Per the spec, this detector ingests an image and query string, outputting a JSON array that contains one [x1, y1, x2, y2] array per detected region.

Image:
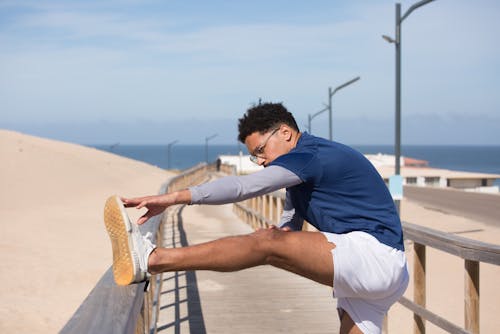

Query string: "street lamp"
[[166, 140, 178, 169], [205, 134, 218, 163], [383, 0, 436, 213], [327, 76, 361, 140], [307, 106, 328, 134]]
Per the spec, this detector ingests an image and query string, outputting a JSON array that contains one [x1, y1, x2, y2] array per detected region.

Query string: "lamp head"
[[382, 35, 396, 43]]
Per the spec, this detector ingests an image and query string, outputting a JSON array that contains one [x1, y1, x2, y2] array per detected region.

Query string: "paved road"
[[404, 186, 500, 227]]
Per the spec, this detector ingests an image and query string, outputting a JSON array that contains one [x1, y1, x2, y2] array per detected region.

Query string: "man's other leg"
[[340, 311, 364, 334]]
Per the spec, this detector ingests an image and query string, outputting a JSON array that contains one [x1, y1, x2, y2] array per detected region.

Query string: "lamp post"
[[205, 134, 218, 163], [166, 140, 178, 169], [327, 76, 361, 140], [307, 106, 329, 134], [382, 0, 436, 213]]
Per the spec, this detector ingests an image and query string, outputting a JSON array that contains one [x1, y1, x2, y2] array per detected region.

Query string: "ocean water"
[[89, 144, 500, 186]]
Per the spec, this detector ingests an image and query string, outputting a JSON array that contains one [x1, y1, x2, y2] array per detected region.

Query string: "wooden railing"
[[233, 193, 500, 334], [61, 162, 216, 334], [234, 191, 285, 229], [400, 222, 500, 334]]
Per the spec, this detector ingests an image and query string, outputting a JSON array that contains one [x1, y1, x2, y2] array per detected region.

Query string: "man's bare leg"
[[148, 228, 334, 285], [149, 228, 363, 332]]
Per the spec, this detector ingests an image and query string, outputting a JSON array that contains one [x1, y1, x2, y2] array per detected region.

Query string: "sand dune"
[[0, 130, 173, 333]]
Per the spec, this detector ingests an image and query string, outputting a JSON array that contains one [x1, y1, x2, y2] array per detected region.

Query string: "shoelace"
[[142, 231, 155, 250]]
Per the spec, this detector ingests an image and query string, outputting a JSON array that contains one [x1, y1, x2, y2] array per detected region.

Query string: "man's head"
[[238, 102, 300, 166], [238, 103, 299, 142]]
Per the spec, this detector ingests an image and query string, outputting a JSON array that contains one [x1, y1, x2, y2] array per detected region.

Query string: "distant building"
[[219, 153, 263, 174], [365, 153, 499, 193], [365, 153, 429, 168]]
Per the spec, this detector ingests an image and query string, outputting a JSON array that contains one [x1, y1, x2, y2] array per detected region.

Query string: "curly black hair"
[[238, 102, 299, 143]]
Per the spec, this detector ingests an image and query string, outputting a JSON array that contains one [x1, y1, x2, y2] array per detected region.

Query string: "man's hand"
[[121, 194, 173, 225], [122, 189, 192, 225]]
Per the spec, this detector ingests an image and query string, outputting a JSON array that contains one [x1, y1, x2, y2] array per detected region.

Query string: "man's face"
[[244, 125, 292, 167]]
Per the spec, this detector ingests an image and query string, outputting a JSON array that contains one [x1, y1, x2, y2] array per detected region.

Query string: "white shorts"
[[322, 231, 409, 334]]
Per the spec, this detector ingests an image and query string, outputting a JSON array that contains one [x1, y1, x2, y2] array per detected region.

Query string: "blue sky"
[[1, 0, 499, 145]]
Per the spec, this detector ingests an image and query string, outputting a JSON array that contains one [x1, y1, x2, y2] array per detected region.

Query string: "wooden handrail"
[[398, 297, 470, 334], [61, 162, 214, 334], [403, 222, 500, 265], [233, 193, 500, 334]]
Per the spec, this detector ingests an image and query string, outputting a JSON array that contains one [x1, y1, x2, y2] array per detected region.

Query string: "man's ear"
[[279, 125, 293, 141]]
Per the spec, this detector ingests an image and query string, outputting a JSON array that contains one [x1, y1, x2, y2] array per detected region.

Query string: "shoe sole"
[[104, 196, 136, 286]]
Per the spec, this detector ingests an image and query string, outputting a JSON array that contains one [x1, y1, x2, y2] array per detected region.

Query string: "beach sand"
[[0, 130, 173, 333]]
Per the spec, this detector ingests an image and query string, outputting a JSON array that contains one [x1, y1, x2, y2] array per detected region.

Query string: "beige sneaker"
[[104, 195, 155, 285]]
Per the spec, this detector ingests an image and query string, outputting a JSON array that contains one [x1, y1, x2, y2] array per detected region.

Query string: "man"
[[104, 102, 409, 334]]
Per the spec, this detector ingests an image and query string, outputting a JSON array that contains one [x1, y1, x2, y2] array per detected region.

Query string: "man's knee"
[[251, 228, 291, 264], [252, 227, 287, 242]]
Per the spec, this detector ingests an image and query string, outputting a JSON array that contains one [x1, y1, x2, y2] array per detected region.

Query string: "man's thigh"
[[255, 229, 336, 287]]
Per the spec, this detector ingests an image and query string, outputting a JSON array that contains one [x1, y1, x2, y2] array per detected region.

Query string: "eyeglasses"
[[249, 127, 280, 164]]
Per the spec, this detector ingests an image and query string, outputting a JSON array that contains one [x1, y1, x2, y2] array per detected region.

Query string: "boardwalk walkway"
[[154, 203, 339, 333]]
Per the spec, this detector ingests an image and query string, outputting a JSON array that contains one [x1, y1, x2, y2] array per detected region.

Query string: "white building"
[[364, 153, 499, 192], [219, 153, 263, 174]]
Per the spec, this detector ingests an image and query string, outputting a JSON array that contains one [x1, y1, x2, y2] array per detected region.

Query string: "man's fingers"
[[121, 197, 141, 208], [136, 200, 149, 210], [266, 225, 291, 231], [137, 213, 150, 225]]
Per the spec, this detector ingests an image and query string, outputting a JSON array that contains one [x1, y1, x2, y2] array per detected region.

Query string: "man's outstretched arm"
[[123, 165, 301, 224], [189, 165, 301, 204]]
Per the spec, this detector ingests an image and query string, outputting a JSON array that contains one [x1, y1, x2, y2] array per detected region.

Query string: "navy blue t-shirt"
[[270, 132, 404, 251]]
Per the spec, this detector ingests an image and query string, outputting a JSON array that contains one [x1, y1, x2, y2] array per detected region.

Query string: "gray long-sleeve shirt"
[[189, 165, 304, 230]]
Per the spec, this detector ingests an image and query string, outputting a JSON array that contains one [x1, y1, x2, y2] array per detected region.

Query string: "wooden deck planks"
[[155, 203, 339, 334]]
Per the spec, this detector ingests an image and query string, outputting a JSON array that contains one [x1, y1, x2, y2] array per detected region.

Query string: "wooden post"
[[382, 314, 388, 334], [414, 242, 426, 334], [251, 198, 256, 229], [268, 195, 273, 222], [465, 260, 479, 334], [257, 196, 262, 228], [135, 309, 145, 334], [263, 195, 268, 227], [277, 197, 283, 222], [273, 197, 278, 223], [269, 196, 275, 224], [263, 196, 269, 228]]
